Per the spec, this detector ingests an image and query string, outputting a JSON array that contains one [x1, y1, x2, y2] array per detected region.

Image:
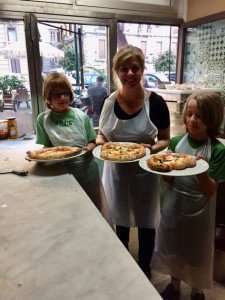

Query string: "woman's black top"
[[114, 91, 170, 130]]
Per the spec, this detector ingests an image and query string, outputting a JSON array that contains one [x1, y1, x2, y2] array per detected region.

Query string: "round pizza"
[[147, 152, 196, 172], [100, 142, 145, 161], [26, 146, 82, 160]]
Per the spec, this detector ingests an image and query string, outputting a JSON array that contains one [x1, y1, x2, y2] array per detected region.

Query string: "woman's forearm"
[[96, 131, 108, 145], [151, 139, 169, 154]]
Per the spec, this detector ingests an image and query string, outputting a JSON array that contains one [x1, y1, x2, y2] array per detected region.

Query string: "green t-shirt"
[[36, 107, 96, 147], [169, 134, 225, 182]]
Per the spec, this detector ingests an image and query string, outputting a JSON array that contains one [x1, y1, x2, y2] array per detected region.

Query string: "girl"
[[154, 92, 225, 300]]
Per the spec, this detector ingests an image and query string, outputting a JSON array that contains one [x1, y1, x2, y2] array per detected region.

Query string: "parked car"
[[144, 73, 170, 89], [165, 72, 176, 82]]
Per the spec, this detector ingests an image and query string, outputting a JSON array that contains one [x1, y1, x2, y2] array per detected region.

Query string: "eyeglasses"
[[51, 92, 70, 98], [118, 65, 141, 73]]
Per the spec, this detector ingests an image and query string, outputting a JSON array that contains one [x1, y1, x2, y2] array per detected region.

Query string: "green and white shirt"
[[169, 134, 225, 182], [36, 107, 96, 148]]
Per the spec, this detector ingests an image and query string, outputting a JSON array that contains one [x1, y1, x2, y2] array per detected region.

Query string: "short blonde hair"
[[43, 72, 74, 108], [112, 45, 145, 87], [183, 91, 224, 138]]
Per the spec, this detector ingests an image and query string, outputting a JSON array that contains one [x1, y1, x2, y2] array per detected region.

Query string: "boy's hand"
[[141, 143, 152, 152], [84, 142, 96, 152], [162, 175, 174, 185]]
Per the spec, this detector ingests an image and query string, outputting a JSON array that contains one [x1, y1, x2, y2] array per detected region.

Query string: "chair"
[[0, 90, 3, 112], [15, 87, 31, 109], [2, 90, 17, 112]]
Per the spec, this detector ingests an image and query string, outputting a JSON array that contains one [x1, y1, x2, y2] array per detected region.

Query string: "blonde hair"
[[112, 45, 145, 88], [183, 91, 224, 138], [43, 72, 74, 108]]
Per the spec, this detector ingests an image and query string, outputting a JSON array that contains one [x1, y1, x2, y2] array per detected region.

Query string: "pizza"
[[26, 146, 82, 160], [100, 142, 145, 161], [147, 152, 196, 172]]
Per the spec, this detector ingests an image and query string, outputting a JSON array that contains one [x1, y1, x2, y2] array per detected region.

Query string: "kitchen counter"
[[151, 87, 222, 114], [0, 145, 162, 300]]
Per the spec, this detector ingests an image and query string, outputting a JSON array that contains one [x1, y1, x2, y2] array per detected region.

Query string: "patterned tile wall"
[[183, 19, 225, 97]]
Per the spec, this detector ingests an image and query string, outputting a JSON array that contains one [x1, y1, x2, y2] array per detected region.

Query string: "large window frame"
[[0, 10, 182, 125]]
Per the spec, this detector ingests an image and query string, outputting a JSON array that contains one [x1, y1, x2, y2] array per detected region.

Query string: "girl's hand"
[[197, 171, 217, 198]]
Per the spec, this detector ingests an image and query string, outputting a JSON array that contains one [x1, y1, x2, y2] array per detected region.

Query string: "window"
[[38, 22, 108, 127], [10, 58, 21, 73], [50, 30, 57, 43], [98, 26, 105, 31], [157, 41, 163, 53], [98, 39, 106, 59], [7, 27, 17, 42], [117, 23, 178, 83]]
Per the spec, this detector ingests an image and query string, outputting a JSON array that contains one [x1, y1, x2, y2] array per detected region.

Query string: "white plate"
[[25, 149, 87, 163], [93, 143, 150, 163], [139, 157, 209, 176]]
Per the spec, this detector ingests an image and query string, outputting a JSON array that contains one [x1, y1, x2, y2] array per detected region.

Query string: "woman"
[[96, 45, 170, 278], [36, 72, 109, 220]]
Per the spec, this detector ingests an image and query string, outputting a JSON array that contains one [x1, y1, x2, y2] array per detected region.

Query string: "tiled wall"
[[183, 19, 225, 95]]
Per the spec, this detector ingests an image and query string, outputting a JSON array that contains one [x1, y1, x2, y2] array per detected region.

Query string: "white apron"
[[153, 134, 216, 289], [43, 109, 109, 218], [100, 91, 160, 228]]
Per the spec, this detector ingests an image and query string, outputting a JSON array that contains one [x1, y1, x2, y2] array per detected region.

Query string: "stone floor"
[[128, 227, 225, 300]]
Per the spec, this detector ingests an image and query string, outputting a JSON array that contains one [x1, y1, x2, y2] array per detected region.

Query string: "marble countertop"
[[150, 87, 222, 95], [0, 145, 162, 300]]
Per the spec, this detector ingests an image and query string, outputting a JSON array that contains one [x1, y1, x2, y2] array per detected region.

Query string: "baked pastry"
[[27, 146, 82, 160], [100, 142, 145, 161], [147, 152, 196, 172]]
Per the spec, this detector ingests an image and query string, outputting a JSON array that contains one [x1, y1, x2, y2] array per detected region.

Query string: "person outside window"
[[88, 76, 108, 126]]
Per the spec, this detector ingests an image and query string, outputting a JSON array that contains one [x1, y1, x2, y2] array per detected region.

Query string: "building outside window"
[[50, 30, 57, 43], [10, 58, 21, 73], [7, 27, 17, 42], [141, 40, 147, 55], [98, 39, 106, 59]]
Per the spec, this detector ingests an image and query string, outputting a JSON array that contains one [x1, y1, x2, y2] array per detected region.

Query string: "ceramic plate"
[[92, 143, 150, 163], [25, 149, 87, 163], [139, 156, 209, 176]]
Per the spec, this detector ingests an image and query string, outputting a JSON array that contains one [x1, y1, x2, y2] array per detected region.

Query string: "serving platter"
[[139, 156, 209, 176]]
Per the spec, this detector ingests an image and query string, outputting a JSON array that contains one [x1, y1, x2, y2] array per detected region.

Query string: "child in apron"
[[36, 72, 109, 221], [153, 92, 225, 300]]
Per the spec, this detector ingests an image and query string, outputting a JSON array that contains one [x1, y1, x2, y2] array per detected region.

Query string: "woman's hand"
[[96, 131, 108, 145], [151, 127, 170, 154]]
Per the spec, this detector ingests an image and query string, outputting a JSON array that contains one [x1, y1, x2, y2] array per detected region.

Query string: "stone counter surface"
[[0, 143, 162, 300]]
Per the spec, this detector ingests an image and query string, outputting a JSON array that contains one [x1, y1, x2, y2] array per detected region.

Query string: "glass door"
[[0, 19, 34, 138]]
